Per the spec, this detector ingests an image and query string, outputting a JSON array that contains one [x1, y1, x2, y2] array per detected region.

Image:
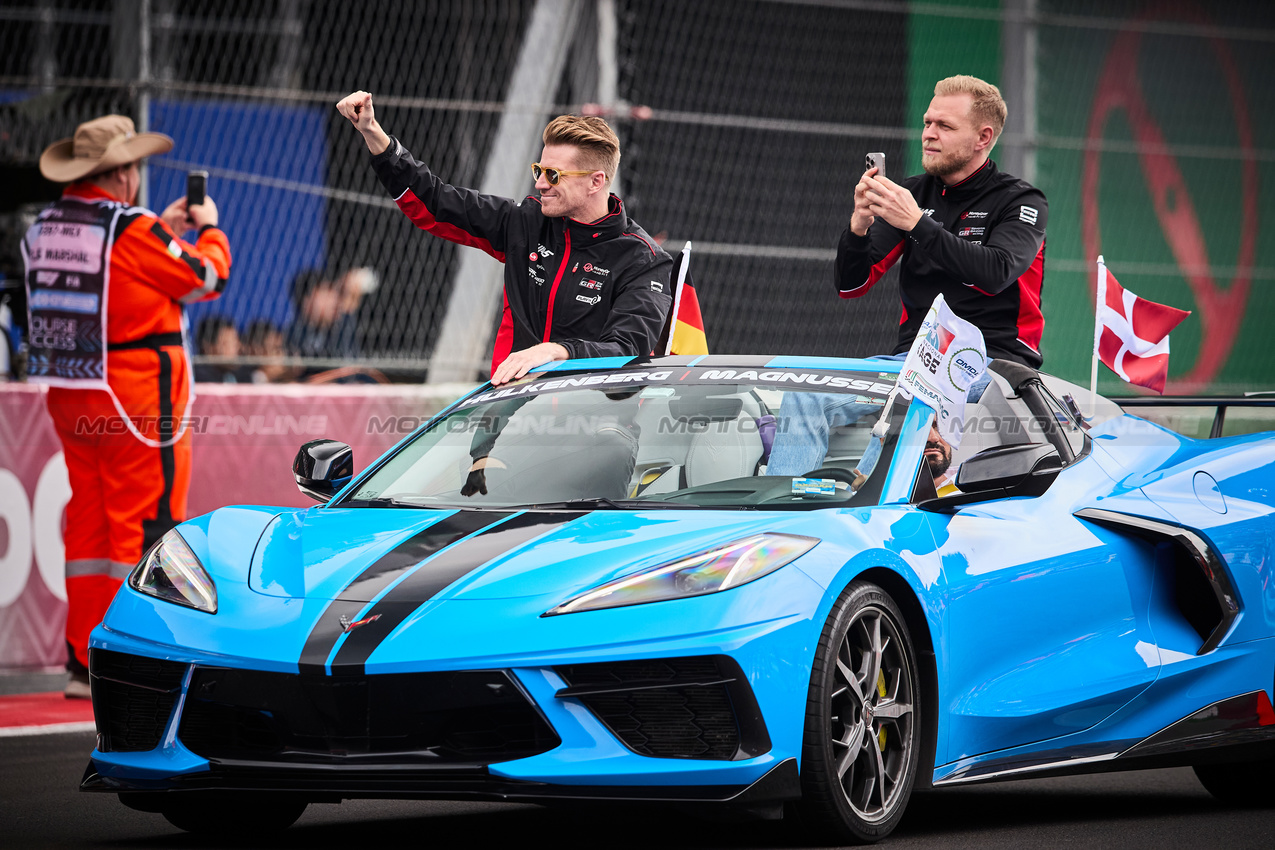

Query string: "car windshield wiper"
[[339, 497, 434, 509], [515, 498, 683, 511]]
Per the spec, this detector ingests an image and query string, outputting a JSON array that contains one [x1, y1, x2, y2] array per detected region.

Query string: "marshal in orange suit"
[[22, 115, 231, 697]]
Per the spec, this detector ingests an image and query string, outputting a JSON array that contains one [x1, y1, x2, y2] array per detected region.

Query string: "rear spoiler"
[[1114, 395, 1275, 439]]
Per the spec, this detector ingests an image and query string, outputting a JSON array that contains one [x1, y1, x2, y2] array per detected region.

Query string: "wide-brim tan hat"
[[39, 114, 173, 183]]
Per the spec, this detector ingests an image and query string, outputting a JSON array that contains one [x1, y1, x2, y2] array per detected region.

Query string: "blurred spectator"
[[286, 268, 359, 361], [242, 318, 294, 383], [337, 266, 376, 316], [194, 316, 252, 383], [285, 267, 388, 383]]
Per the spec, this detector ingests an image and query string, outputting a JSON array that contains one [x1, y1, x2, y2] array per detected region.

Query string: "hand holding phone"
[[186, 171, 207, 208], [865, 152, 885, 179]]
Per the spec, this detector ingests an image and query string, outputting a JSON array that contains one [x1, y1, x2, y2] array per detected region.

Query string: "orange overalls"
[[28, 183, 231, 671]]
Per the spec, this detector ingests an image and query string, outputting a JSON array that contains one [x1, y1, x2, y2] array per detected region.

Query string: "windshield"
[[342, 365, 904, 510]]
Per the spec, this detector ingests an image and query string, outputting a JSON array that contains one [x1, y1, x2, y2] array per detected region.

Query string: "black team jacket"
[[371, 137, 672, 373], [835, 159, 1047, 367]]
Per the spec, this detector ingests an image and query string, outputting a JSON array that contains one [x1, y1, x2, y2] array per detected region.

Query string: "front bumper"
[[81, 755, 801, 816], [81, 645, 801, 809]]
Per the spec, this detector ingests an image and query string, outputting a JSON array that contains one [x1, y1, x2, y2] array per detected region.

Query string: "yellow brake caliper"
[[875, 670, 888, 751]]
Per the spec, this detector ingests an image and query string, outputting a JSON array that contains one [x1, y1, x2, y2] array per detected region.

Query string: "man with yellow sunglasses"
[[337, 91, 671, 385]]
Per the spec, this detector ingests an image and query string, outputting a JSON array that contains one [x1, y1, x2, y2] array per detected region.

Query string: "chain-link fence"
[[1, 0, 1272, 393]]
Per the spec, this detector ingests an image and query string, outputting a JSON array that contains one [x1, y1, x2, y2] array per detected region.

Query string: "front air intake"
[[89, 649, 188, 752], [178, 668, 559, 765], [555, 655, 770, 760]]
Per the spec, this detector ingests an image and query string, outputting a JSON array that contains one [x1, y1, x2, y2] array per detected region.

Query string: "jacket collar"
[[63, 182, 126, 203], [563, 194, 628, 241], [937, 159, 996, 197]]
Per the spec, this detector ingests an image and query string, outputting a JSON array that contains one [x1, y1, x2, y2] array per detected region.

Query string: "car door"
[[917, 376, 1165, 766]]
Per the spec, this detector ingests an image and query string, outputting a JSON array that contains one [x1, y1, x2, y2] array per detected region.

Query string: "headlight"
[[545, 532, 818, 616], [128, 530, 217, 613]]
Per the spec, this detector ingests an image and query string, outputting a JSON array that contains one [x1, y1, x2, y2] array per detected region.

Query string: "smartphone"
[[865, 152, 886, 178], [186, 171, 208, 207]]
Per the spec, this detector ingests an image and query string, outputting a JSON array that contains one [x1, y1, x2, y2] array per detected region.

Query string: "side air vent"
[[1075, 509, 1239, 654]]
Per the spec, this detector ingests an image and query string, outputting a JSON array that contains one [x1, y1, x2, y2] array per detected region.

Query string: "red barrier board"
[[0, 382, 467, 670]]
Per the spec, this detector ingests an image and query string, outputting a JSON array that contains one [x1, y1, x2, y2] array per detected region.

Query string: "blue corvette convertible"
[[82, 355, 1275, 843]]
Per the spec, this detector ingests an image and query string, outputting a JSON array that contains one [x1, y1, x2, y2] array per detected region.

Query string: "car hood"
[[248, 507, 812, 603]]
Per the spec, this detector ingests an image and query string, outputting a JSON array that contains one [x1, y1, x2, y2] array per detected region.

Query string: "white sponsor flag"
[[896, 294, 987, 448]]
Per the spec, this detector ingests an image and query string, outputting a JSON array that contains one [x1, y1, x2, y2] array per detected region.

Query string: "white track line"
[[0, 721, 97, 738]]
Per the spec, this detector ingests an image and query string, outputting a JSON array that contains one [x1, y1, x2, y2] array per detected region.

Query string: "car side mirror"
[[956, 442, 1062, 498], [293, 439, 354, 503]]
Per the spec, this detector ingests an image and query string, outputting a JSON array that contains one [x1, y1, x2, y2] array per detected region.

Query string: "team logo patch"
[[529, 252, 538, 262], [576, 294, 601, 305], [650, 281, 664, 292], [1019, 205, 1039, 225]]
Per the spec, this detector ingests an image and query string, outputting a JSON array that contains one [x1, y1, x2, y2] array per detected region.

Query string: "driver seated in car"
[[925, 421, 960, 496]]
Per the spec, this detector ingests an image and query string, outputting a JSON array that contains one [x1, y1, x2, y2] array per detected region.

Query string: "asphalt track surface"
[[3, 674, 1273, 850]]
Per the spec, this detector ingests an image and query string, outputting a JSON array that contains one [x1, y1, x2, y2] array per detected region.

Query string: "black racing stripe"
[[329, 511, 585, 675], [298, 511, 510, 675]]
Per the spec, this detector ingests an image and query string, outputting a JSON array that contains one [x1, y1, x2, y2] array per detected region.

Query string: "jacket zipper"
[[542, 228, 571, 342]]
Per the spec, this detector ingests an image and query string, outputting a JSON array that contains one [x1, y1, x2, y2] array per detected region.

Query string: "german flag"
[[658, 242, 708, 355]]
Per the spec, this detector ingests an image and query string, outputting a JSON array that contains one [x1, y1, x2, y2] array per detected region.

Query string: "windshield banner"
[[897, 294, 987, 447]]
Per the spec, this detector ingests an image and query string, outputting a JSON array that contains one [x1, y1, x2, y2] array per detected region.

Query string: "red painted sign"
[[1082, 3, 1258, 392]]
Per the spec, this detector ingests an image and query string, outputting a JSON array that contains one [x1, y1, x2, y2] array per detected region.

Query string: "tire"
[[160, 794, 308, 834], [1194, 759, 1275, 807], [798, 580, 921, 844]]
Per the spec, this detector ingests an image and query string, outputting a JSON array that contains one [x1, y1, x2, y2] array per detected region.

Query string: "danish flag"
[[1095, 260, 1191, 394]]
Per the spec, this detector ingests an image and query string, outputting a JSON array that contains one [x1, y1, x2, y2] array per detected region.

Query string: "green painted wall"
[[906, 0, 1000, 175], [1033, 6, 1275, 395], [907, 1, 1274, 395]]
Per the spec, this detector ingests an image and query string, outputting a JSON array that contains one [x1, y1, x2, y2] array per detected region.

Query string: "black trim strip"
[[298, 511, 511, 675], [1119, 690, 1275, 760], [82, 756, 803, 809], [148, 219, 209, 279], [555, 676, 736, 699], [140, 349, 177, 552], [148, 220, 174, 246], [108, 332, 184, 351], [328, 512, 584, 674]]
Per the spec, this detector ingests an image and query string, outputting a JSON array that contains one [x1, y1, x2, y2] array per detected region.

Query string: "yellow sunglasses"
[[531, 162, 594, 185]]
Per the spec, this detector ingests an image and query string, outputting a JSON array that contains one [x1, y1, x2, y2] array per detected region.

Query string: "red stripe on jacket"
[[840, 240, 904, 298], [396, 189, 506, 263], [1014, 241, 1046, 353], [492, 294, 515, 375]]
